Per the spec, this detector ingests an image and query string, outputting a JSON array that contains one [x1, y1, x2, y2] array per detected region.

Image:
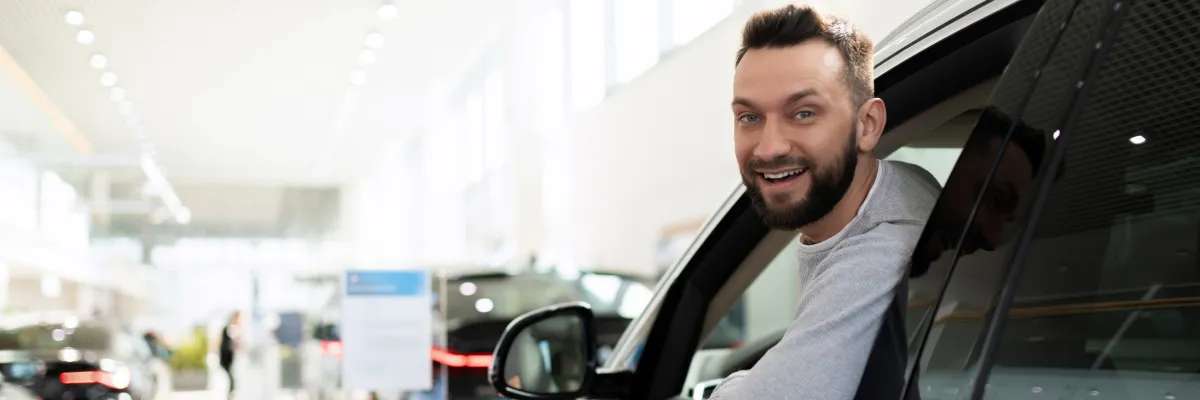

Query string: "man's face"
[[919, 137, 1035, 264], [733, 40, 861, 229]]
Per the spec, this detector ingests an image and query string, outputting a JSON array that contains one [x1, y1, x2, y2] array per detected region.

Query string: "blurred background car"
[[0, 314, 167, 400]]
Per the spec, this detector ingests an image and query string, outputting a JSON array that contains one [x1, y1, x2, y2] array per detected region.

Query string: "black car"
[[431, 270, 659, 399], [0, 320, 159, 400]]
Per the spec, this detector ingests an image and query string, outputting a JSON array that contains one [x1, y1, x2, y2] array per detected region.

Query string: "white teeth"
[[763, 170, 803, 179]]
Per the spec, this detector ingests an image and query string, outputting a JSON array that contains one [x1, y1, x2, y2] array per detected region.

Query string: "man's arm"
[[708, 223, 918, 400]]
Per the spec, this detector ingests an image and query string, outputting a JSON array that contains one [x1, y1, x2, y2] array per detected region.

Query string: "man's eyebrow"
[[731, 89, 819, 109]]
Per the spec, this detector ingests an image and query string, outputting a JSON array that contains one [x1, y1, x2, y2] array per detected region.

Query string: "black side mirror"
[[489, 302, 606, 399]]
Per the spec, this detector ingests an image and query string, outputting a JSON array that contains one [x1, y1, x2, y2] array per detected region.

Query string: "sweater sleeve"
[[707, 222, 917, 400]]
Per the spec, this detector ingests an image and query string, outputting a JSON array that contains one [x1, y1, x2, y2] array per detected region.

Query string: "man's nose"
[[753, 118, 791, 160]]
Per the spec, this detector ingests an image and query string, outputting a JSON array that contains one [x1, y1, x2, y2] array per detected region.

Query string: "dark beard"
[[744, 132, 859, 230]]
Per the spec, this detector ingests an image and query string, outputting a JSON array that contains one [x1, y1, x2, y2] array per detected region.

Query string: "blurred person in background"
[[219, 311, 243, 399]]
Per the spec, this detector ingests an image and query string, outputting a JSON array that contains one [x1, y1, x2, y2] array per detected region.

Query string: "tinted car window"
[[0, 325, 112, 351], [904, 0, 1103, 395], [976, 0, 1200, 397], [911, 0, 1200, 398]]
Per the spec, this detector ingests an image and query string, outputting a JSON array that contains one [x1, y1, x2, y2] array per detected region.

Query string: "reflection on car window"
[[978, 0, 1200, 397], [903, 0, 1097, 394], [911, 0, 1200, 398]]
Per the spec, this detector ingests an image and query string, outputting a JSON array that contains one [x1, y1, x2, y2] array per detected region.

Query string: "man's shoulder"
[[865, 160, 942, 224], [880, 159, 942, 199]]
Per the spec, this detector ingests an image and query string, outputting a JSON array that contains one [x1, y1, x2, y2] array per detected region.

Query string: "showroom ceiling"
[[0, 0, 513, 237]]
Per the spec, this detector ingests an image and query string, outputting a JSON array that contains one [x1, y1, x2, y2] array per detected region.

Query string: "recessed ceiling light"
[[89, 53, 107, 69], [100, 71, 117, 87], [1129, 135, 1146, 145], [1052, 130, 1060, 140], [365, 32, 385, 49], [350, 70, 367, 86], [118, 100, 133, 115], [126, 114, 140, 126], [65, 10, 84, 26], [109, 87, 125, 102], [76, 29, 95, 44], [378, 3, 399, 20], [358, 49, 377, 66]]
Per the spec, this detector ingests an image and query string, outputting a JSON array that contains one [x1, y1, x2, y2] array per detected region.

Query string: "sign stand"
[[340, 270, 433, 395]]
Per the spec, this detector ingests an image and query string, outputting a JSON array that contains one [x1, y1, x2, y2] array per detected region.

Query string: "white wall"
[[566, 0, 937, 274]]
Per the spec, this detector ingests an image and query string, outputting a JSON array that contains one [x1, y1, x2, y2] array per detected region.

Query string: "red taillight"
[[320, 341, 491, 368], [320, 340, 343, 359], [730, 341, 743, 350], [430, 347, 492, 368], [59, 370, 130, 390], [59, 371, 95, 385]]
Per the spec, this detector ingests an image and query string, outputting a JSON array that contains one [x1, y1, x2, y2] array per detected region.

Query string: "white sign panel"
[[341, 270, 432, 391]]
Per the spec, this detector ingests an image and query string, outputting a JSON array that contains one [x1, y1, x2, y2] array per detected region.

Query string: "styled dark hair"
[[736, 4, 875, 106]]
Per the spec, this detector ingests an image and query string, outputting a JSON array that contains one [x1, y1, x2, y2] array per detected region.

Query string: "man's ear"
[[856, 98, 887, 153]]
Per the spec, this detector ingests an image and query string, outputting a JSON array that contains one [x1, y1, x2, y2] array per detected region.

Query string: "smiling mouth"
[[759, 168, 808, 184]]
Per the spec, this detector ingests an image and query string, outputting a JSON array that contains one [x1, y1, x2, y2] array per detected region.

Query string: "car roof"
[[875, 0, 1022, 73]]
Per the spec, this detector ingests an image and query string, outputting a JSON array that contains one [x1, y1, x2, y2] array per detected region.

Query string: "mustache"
[[745, 155, 811, 171]]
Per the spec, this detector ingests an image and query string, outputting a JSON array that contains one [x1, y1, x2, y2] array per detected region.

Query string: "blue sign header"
[[345, 270, 427, 297]]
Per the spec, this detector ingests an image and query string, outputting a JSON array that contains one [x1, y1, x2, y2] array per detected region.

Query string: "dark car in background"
[[431, 270, 655, 399], [0, 318, 162, 400], [310, 268, 743, 400]]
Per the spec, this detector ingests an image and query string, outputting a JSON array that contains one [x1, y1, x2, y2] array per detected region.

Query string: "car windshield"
[[0, 325, 112, 352], [439, 272, 655, 322]]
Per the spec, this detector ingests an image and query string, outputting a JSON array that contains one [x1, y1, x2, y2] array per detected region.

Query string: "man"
[[710, 4, 941, 399]]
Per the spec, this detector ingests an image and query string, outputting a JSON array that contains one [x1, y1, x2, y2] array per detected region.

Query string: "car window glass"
[[972, 1, 1200, 397], [904, 0, 1200, 398], [699, 237, 802, 351]]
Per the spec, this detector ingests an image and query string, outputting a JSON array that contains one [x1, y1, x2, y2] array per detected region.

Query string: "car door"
[[598, 0, 1200, 399]]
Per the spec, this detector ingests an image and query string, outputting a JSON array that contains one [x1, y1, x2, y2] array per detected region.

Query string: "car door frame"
[[595, 1, 1051, 399]]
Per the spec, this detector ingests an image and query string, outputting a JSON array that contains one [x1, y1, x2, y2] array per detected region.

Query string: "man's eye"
[[738, 114, 761, 123], [794, 111, 815, 119]]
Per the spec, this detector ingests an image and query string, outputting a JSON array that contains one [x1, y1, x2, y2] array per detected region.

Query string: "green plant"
[[169, 326, 209, 371]]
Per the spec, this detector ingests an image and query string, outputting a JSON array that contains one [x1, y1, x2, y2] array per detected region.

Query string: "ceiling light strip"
[[0, 44, 94, 154]]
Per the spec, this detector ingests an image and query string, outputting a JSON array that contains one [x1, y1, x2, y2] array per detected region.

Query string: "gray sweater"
[[709, 160, 941, 400]]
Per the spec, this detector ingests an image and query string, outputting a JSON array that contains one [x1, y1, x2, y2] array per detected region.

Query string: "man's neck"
[[799, 157, 880, 244]]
